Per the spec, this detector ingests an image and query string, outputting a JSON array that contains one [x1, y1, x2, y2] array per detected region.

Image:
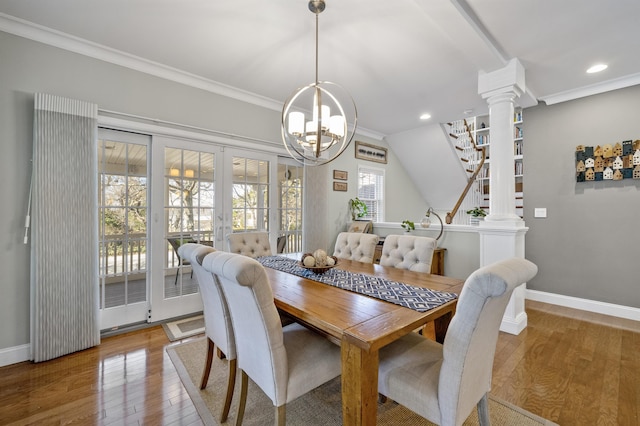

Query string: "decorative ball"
[[303, 255, 316, 267], [313, 249, 328, 267], [326, 256, 335, 266]]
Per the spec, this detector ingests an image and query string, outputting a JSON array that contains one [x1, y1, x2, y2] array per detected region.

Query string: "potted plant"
[[349, 197, 368, 221], [466, 207, 487, 225], [401, 220, 415, 232]]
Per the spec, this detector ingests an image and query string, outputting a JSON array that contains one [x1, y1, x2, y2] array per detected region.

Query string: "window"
[[357, 166, 384, 222]]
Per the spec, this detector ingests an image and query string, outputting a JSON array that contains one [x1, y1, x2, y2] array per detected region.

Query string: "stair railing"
[[445, 119, 486, 224]]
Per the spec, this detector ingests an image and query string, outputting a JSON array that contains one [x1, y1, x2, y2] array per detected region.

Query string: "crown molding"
[[0, 13, 385, 140], [540, 72, 640, 106], [0, 13, 284, 111]]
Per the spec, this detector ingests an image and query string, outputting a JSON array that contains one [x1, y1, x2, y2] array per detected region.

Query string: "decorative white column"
[[477, 58, 530, 335], [478, 58, 525, 225]]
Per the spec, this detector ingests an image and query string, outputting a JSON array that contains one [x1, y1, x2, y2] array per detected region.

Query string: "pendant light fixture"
[[281, 0, 357, 166]]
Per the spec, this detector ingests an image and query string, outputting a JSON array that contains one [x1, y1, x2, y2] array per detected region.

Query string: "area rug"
[[162, 315, 205, 341], [167, 338, 557, 426]]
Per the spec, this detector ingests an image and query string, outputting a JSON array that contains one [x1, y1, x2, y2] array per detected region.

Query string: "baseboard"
[[526, 289, 640, 322], [500, 311, 527, 335], [0, 343, 30, 367]]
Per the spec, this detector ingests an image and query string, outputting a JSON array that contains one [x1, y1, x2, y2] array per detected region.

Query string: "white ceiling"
[[1, 0, 639, 137]]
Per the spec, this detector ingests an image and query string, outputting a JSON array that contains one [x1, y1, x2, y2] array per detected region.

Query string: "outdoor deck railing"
[[99, 230, 302, 278]]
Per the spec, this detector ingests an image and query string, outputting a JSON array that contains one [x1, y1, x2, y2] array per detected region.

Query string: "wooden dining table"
[[263, 256, 465, 426]]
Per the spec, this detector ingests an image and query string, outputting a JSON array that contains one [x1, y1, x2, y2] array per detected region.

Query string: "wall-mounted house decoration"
[[613, 156, 624, 170], [594, 156, 605, 172], [585, 168, 595, 181], [634, 164, 640, 179], [613, 169, 624, 180], [585, 157, 595, 168], [576, 144, 639, 182], [613, 142, 623, 156]]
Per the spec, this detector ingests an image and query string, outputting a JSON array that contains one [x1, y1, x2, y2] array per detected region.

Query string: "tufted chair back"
[[226, 231, 272, 258], [379, 234, 437, 273], [332, 232, 379, 263]]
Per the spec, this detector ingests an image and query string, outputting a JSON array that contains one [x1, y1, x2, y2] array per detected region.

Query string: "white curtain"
[[30, 93, 100, 362]]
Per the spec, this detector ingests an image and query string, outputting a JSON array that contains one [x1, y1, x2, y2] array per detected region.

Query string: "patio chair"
[[167, 236, 194, 285]]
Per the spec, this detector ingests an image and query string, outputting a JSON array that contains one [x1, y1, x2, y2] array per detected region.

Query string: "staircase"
[[445, 119, 486, 225]]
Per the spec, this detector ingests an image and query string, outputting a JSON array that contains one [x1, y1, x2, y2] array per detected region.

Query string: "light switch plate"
[[534, 208, 547, 218]]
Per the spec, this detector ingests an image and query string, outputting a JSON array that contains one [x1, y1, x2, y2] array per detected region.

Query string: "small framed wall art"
[[355, 141, 387, 164], [333, 181, 347, 191], [333, 170, 348, 180]]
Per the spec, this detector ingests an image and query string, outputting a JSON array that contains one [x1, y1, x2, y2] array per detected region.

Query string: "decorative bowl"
[[299, 253, 338, 274]]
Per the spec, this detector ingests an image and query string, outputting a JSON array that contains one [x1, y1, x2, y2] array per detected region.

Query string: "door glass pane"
[[278, 163, 303, 253], [98, 139, 148, 309], [232, 157, 270, 232], [164, 148, 215, 298]]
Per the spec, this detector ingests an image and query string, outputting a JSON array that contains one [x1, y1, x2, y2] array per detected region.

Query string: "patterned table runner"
[[258, 256, 457, 313]]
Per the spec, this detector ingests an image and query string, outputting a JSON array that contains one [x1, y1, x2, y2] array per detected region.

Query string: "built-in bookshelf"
[[448, 108, 524, 224]]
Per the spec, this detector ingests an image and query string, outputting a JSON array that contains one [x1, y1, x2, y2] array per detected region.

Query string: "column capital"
[[478, 58, 525, 100]]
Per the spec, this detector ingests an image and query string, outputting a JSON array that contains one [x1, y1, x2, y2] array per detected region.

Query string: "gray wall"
[[523, 85, 640, 308]]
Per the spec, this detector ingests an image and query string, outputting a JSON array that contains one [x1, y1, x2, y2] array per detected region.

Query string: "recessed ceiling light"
[[586, 64, 608, 74], [419, 113, 431, 120]]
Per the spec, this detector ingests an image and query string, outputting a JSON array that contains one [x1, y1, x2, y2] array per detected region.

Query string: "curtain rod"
[[98, 108, 279, 148]]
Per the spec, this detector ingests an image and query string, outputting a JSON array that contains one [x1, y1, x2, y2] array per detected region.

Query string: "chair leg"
[[235, 370, 248, 426], [477, 393, 490, 426], [200, 338, 215, 390], [275, 405, 286, 426], [174, 268, 180, 286], [220, 358, 237, 423]]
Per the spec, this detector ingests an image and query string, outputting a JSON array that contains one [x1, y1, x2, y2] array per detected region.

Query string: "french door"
[[148, 138, 277, 322], [98, 129, 279, 328], [98, 129, 151, 330]]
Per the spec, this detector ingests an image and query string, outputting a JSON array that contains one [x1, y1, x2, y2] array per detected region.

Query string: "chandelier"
[[281, 0, 357, 166]]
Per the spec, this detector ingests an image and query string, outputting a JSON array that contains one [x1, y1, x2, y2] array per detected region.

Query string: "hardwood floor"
[[1, 300, 638, 425]]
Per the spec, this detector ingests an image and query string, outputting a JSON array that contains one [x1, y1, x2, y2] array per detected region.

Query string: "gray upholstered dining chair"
[[332, 232, 379, 263], [377, 257, 538, 426], [177, 243, 237, 423], [201, 250, 342, 426], [226, 231, 272, 258], [379, 234, 437, 273]]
